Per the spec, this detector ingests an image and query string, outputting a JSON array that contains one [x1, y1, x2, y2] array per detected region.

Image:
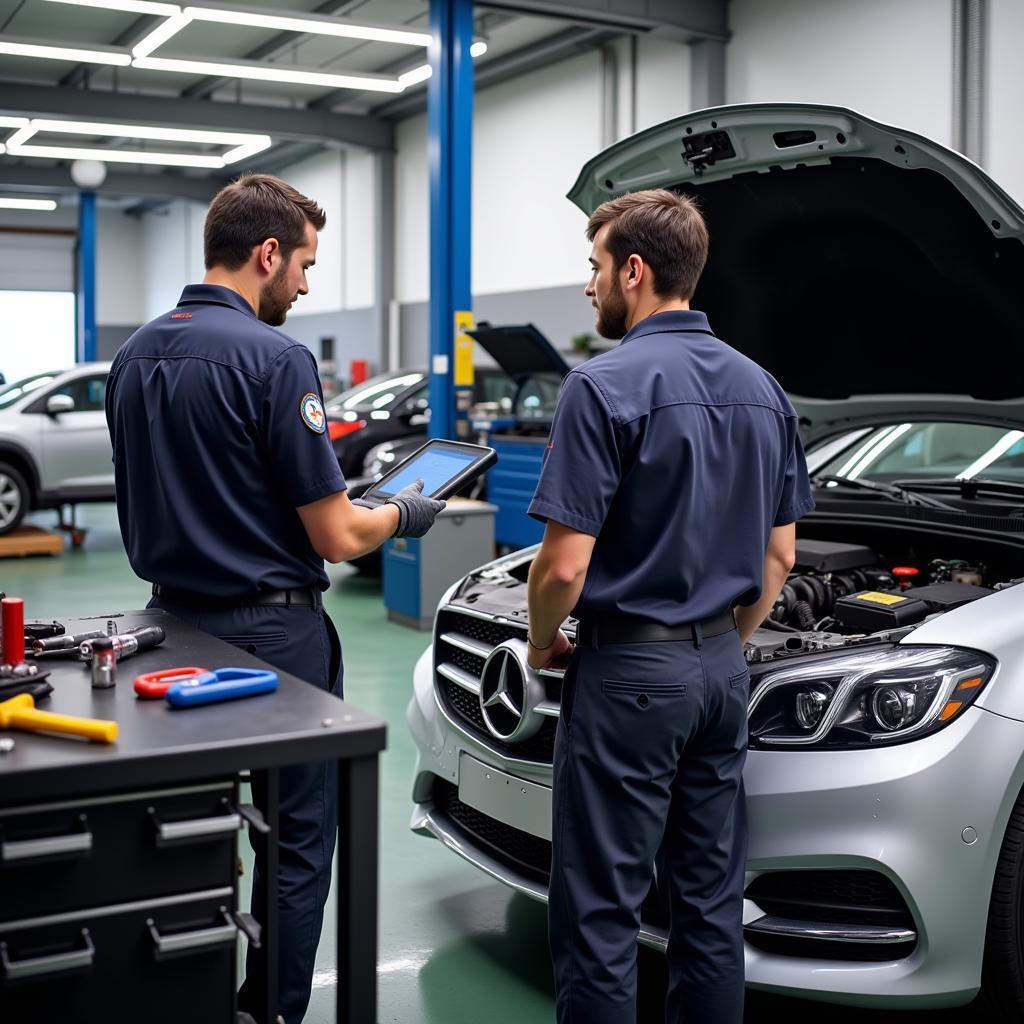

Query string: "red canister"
[[2, 597, 25, 665]]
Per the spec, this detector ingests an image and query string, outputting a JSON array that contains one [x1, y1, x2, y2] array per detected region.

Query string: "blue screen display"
[[375, 448, 478, 496]]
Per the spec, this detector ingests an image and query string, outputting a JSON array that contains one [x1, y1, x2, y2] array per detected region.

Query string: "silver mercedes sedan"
[[406, 104, 1024, 1014]]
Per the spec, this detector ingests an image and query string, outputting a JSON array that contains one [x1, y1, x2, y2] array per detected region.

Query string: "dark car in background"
[[325, 366, 522, 479]]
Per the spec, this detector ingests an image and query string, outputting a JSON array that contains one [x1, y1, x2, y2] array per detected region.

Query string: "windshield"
[[816, 422, 1024, 484], [324, 371, 425, 414], [0, 371, 61, 410]]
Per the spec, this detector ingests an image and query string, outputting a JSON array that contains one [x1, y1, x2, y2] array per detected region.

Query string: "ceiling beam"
[[0, 162, 224, 202], [475, 0, 729, 42], [0, 82, 394, 151]]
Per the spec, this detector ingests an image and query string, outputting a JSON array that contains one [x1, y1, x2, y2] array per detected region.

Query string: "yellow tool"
[[0, 693, 118, 744]]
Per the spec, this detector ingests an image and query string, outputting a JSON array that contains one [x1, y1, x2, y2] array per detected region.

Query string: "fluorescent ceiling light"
[[133, 55, 404, 92], [397, 64, 431, 87], [0, 198, 57, 210], [0, 37, 131, 65], [5, 143, 226, 167], [184, 5, 431, 47], [43, 0, 181, 15], [0, 117, 29, 129], [132, 11, 192, 58], [398, 41, 487, 88], [1, 118, 271, 168]]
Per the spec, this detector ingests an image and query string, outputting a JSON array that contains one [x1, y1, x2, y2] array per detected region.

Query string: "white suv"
[[0, 363, 114, 534]]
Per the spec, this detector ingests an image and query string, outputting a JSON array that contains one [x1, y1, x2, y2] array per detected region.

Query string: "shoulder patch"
[[300, 392, 326, 434]]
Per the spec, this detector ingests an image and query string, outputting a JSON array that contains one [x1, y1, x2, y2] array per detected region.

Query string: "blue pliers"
[[135, 666, 279, 707]]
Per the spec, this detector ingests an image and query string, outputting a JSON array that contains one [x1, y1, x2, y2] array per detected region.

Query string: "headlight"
[[748, 646, 995, 749]]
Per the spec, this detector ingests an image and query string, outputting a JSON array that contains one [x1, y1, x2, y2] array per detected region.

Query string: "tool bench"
[[0, 608, 386, 1024]]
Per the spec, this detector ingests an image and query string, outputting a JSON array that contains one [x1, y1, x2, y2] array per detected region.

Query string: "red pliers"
[[134, 667, 209, 699]]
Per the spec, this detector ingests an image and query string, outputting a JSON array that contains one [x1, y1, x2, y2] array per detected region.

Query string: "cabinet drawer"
[[0, 782, 239, 921], [0, 887, 237, 1024]]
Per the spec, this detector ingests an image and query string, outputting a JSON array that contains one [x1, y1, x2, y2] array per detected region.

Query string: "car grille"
[[433, 777, 551, 881], [744, 870, 918, 961], [434, 607, 561, 764]]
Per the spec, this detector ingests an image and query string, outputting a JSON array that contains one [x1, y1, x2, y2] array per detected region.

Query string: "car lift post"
[[76, 190, 97, 364], [427, 0, 474, 441]]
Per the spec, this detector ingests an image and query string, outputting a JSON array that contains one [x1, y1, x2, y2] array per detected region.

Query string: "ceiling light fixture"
[[398, 41, 487, 87], [0, 198, 58, 210], [0, 118, 271, 168], [132, 10, 192, 58], [43, 0, 181, 15], [183, 5, 431, 47], [0, 37, 131, 65], [132, 55, 405, 92]]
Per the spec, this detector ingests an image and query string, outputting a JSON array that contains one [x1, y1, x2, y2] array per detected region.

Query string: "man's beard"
[[595, 278, 628, 339], [258, 261, 293, 326]]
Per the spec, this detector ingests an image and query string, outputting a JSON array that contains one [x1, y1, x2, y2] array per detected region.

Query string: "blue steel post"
[[427, 0, 474, 440], [76, 191, 97, 363]]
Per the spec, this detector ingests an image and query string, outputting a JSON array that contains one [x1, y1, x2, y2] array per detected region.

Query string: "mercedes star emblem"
[[478, 639, 546, 743]]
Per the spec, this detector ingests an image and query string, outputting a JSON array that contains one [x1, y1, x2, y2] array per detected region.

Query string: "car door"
[[34, 372, 113, 496]]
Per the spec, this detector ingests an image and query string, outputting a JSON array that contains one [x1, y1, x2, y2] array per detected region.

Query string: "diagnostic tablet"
[[358, 439, 497, 506]]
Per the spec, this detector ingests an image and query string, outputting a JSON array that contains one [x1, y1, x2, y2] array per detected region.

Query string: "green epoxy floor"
[[2, 505, 980, 1023]]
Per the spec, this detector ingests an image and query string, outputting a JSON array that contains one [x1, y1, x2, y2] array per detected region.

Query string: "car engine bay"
[[744, 538, 1023, 663]]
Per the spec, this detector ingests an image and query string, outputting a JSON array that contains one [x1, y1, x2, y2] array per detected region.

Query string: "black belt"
[[575, 609, 736, 647], [151, 583, 322, 609]]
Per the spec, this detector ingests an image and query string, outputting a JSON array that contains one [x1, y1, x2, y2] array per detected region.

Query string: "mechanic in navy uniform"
[[105, 174, 444, 1023], [526, 189, 814, 1024]]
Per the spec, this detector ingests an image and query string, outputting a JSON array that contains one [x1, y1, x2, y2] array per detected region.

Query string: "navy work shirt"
[[106, 285, 346, 599], [528, 310, 814, 625]]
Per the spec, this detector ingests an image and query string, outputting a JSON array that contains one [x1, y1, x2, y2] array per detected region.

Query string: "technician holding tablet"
[[106, 174, 446, 1022]]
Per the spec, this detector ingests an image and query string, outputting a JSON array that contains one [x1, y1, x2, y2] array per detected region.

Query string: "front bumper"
[[407, 646, 1024, 1008]]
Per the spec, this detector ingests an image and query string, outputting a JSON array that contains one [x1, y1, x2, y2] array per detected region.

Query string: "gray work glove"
[[386, 479, 446, 538]]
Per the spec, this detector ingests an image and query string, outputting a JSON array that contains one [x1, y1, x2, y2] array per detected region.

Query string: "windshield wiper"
[[890, 477, 1024, 500], [814, 474, 961, 511]]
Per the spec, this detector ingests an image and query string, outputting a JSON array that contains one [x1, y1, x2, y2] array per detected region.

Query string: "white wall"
[[342, 148, 376, 310], [97, 208, 144, 326], [394, 112, 428, 305], [275, 148, 344, 317], [988, 0, 1024, 204], [141, 199, 207, 320], [726, 0, 954, 146]]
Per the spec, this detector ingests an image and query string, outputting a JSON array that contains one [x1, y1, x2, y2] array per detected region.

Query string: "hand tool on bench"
[[162, 668, 278, 709], [0, 693, 117, 743]]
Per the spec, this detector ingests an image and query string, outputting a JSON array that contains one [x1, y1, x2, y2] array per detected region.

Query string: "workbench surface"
[[0, 608, 387, 804]]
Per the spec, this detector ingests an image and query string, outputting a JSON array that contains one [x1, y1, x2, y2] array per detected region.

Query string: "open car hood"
[[467, 323, 571, 379], [568, 103, 1024, 439]]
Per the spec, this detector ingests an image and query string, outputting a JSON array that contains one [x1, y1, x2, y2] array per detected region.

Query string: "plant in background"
[[571, 331, 596, 352]]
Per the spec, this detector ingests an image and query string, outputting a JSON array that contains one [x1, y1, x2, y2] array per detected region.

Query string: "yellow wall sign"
[[454, 310, 475, 387]]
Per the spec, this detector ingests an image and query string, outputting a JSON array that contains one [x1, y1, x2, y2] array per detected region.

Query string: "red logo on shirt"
[[170, 312, 193, 319]]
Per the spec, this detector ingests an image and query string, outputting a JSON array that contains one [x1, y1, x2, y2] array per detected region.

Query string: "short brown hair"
[[586, 188, 708, 300], [204, 173, 326, 271]]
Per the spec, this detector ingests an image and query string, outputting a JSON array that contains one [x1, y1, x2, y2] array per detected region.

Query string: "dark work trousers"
[[149, 595, 343, 1024], [548, 624, 749, 1024]]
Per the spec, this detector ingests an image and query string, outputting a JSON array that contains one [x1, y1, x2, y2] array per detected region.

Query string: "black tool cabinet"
[[0, 609, 386, 1024]]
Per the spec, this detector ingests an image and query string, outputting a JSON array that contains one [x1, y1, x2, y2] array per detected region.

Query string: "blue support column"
[[76, 191, 97, 363], [427, 0, 474, 440]]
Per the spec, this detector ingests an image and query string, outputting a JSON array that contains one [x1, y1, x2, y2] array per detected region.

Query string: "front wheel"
[[0, 462, 28, 535], [980, 791, 1024, 1015]]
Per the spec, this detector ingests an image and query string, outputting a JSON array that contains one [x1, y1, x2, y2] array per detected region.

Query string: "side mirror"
[[46, 394, 76, 416]]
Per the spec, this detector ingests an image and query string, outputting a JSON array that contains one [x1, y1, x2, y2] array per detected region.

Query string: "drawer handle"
[[1, 817, 92, 864], [147, 909, 238, 959], [149, 805, 242, 846], [1, 928, 95, 982]]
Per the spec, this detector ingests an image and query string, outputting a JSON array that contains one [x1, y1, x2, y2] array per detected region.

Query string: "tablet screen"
[[374, 447, 479, 497]]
